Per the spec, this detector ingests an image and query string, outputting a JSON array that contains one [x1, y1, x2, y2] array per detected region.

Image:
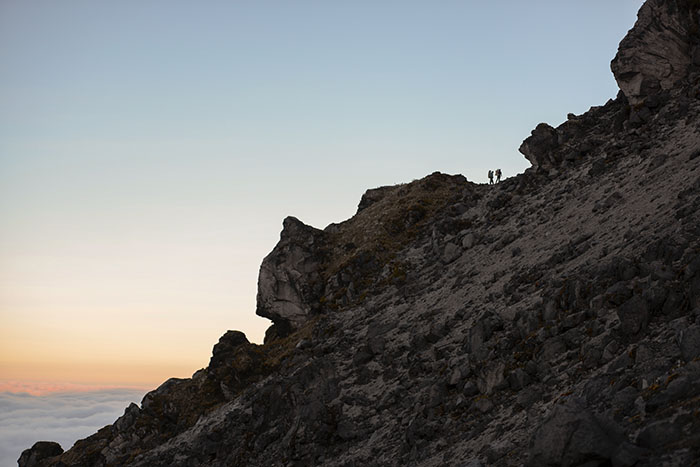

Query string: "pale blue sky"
[[0, 1, 643, 386]]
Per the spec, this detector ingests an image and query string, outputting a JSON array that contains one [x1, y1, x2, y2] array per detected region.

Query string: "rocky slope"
[[20, 0, 700, 465]]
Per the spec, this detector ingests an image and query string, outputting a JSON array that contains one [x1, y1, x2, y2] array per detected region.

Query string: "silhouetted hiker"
[[488, 170, 494, 185], [495, 169, 502, 183]]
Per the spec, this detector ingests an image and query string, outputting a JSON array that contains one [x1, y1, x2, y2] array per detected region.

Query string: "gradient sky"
[[1, 1, 643, 390]]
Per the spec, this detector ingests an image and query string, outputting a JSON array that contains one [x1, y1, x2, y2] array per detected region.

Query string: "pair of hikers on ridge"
[[488, 169, 502, 184]]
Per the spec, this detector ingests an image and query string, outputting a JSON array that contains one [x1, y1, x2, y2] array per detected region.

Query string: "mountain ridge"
[[20, 0, 700, 465]]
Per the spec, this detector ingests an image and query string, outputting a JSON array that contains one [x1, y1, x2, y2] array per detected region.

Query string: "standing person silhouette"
[[495, 169, 502, 183], [488, 170, 494, 185]]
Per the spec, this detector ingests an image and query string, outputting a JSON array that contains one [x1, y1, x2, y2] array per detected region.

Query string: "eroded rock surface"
[[256, 216, 327, 337], [521, 0, 700, 174], [611, 0, 700, 106]]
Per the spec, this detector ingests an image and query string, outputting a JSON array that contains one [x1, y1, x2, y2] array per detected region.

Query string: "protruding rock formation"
[[518, 96, 630, 174], [208, 330, 249, 369], [256, 216, 327, 339], [521, 0, 700, 174], [518, 122, 561, 170], [611, 0, 700, 106]]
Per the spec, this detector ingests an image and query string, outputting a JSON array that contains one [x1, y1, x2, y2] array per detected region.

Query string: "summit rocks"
[[22, 1, 700, 466], [611, 0, 700, 106], [522, 0, 700, 174]]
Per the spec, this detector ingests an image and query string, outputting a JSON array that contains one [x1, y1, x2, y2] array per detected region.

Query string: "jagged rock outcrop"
[[256, 174, 473, 342], [611, 0, 700, 106], [521, 0, 700, 173], [208, 330, 250, 370], [18, 442, 63, 467], [518, 122, 561, 170], [256, 216, 327, 339], [23, 1, 700, 466], [518, 92, 630, 173]]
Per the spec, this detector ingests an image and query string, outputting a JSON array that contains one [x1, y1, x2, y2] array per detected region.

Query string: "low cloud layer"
[[0, 388, 146, 466]]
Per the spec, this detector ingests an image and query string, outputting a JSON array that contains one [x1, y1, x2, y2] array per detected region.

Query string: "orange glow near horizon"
[[0, 189, 274, 391], [0, 356, 200, 390], [0, 348, 201, 388], [0, 380, 151, 397], [0, 299, 269, 390], [0, 250, 272, 389]]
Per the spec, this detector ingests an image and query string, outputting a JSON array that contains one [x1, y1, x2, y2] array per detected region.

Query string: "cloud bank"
[[0, 388, 146, 466]]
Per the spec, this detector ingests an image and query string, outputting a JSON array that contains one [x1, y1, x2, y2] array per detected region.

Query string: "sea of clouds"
[[0, 387, 146, 467]]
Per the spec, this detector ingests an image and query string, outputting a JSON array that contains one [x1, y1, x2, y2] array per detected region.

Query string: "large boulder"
[[518, 123, 561, 171], [18, 442, 63, 467], [527, 397, 637, 467], [209, 330, 250, 369], [611, 0, 700, 106], [256, 216, 327, 336]]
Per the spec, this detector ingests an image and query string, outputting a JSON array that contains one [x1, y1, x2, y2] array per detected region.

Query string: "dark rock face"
[[24, 1, 700, 466], [680, 324, 700, 361], [18, 442, 63, 467], [527, 397, 633, 467], [209, 330, 249, 369]]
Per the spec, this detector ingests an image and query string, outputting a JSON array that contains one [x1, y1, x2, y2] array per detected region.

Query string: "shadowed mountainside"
[[20, 0, 700, 465]]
